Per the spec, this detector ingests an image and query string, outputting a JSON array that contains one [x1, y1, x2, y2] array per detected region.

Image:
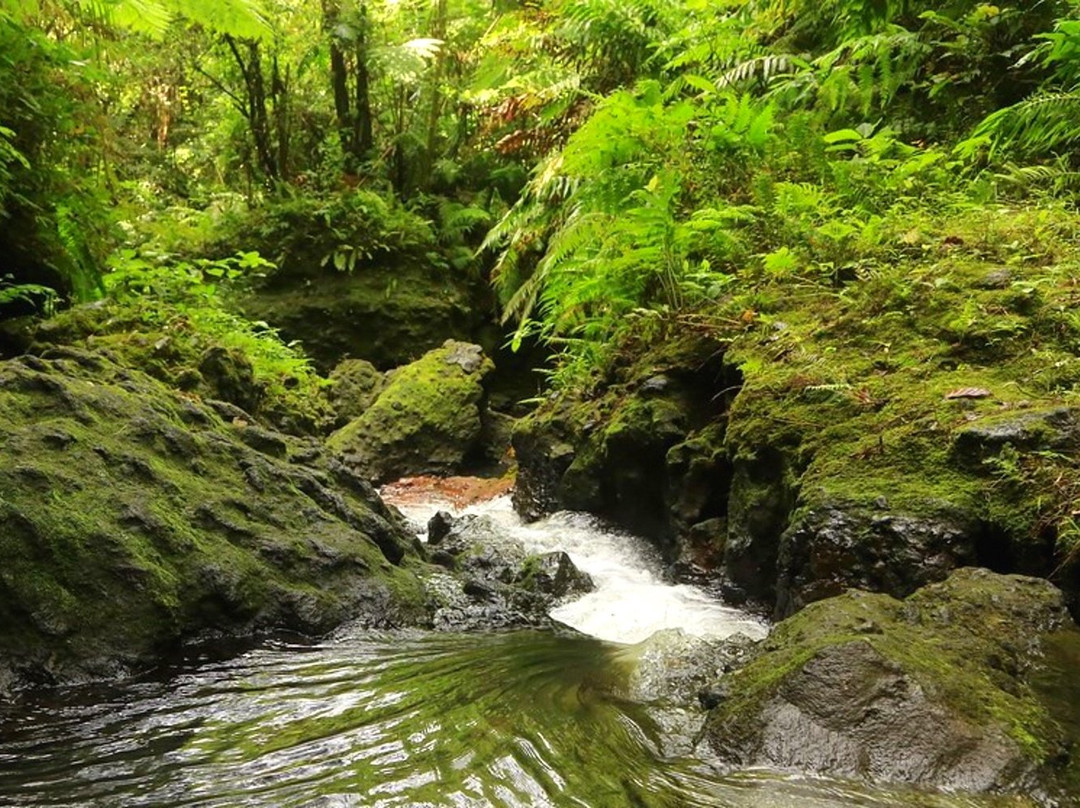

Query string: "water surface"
[[0, 498, 1033, 807]]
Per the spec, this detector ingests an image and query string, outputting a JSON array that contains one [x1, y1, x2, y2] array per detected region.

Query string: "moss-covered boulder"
[[325, 358, 384, 428], [29, 299, 333, 436], [200, 191, 497, 372], [328, 341, 494, 483], [236, 264, 491, 372], [0, 347, 428, 697], [704, 568, 1080, 799]]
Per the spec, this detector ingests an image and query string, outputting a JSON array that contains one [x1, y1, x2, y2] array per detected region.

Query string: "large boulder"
[[327, 340, 494, 483], [0, 347, 428, 697], [704, 568, 1080, 798]]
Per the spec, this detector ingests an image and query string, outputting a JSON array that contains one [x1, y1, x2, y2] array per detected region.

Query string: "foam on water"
[[392, 494, 768, 646]]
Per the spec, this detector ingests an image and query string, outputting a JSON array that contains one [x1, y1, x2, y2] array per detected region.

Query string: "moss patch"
[[327, 340, 494, 483]]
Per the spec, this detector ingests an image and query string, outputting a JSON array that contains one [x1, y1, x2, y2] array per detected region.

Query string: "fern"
[[717, 54, 804, 89], [966, 90, 1080, 160], [73, 0, 269, 39]]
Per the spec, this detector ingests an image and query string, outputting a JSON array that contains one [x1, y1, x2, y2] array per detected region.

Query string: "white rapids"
[[392, 494, 768, 646]]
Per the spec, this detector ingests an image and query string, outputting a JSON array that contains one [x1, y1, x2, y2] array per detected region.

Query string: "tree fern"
[[73, 0, 269, 39]]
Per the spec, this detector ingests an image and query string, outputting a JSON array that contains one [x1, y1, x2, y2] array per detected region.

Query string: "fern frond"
[[717, 54, 803, 89], [971, 90, 1080, 159]]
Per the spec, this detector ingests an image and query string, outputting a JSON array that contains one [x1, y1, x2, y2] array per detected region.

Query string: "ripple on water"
[[0, 496, 1039, 808]]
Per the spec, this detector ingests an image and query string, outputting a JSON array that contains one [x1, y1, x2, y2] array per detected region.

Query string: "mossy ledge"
[[512, 205, 1080, 620], [0, 347, 429, 698]]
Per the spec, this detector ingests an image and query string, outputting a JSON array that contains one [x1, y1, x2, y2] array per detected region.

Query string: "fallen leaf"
[[945, 387, 992, 400]]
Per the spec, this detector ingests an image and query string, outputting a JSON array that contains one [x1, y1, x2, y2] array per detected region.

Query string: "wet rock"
[[721, 450, 795, 607], [774, 501, 978, 618], [626, 629, 759, 708], [513, 377, 706, 550], [421, 513, 594, 632], [328, 341, 494, 483], [517, 551, 593, 598], [427, 511, 455, 545], [705, 568, 1080, 799], [0, 349, 429, 697]]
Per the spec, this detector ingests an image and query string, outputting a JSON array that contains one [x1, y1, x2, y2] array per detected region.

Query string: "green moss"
[[0, 349, 429, 688], [702, 203, 1080, 574], [327, 340, 493, 482], [34, 299, 333, 435], [709, 571, 1075, 766]]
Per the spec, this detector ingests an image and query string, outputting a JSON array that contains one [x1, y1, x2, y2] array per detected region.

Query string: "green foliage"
[[100, 248, 329, 422], [202, 189, 437, 274], [70, 0, 270, 39]]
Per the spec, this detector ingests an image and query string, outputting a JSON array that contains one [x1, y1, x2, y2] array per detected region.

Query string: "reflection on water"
[[0, 630, 1031, 808]]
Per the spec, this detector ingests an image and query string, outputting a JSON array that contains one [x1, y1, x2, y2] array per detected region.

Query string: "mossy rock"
[[327, 340, 494, 483], [325, 358, 384, 428], [235, 267, 489, 372], [30, 300, 332, 436], [511, 335, 735, 556], [705, 568, 1080, 799], [0, 348, 428, 696]]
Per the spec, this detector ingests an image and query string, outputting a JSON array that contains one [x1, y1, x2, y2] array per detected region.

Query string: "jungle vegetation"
[[3, 0, 1080, 389]]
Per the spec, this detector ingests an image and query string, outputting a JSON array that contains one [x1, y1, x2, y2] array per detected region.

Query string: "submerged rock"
[[704, 568, 1080, 800], [327, 340, 494, 483], [0, 349, 428, 697]]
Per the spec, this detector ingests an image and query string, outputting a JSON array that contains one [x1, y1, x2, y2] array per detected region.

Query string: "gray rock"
[[976, 267, 1014, 289], [442, 339, 486, 373], [705, 569, 1080, 798], [775, 502, 977, 618], [421, 514, 594, 632], [427, 510, 454, 545], [953, 407, 1080, 467], [518, 551, 593, 598]]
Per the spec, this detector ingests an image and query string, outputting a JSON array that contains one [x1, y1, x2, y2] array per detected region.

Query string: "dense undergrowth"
[[5, 0, 1080, 442]]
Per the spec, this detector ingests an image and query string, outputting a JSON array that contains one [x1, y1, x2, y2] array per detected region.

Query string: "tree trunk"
[[272, 55, 290, 182], [225, 35, 278, 184], [322, 0, 353, 159], [421, 0, 448, 182], [352, 3, 374, 163]]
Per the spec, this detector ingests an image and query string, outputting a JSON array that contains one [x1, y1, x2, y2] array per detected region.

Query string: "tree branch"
[[193, 64, 249, 118]]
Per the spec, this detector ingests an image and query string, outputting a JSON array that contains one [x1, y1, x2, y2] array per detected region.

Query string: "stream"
[[0, 495, 1032, 807]]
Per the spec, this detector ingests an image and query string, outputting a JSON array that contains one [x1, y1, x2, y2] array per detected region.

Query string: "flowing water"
[[0, 495, 1033, 808]]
